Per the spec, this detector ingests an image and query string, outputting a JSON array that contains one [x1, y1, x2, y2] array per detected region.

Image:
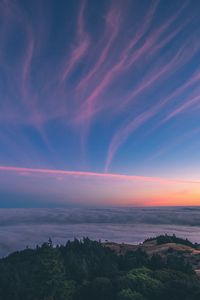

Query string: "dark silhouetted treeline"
[[0, 237, 200, 300], [144, 234, 194, 247]]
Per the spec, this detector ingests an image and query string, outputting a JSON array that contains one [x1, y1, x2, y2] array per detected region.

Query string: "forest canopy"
[[0, 236, 200, 300]]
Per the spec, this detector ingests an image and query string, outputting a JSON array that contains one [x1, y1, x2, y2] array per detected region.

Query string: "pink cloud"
[[105, 28, 200, 172], [73, 0, 191, 149], [0, 165, 199, 185], [61, 0, 90, 83], [105, 40, 200, 171], [163, 93, 200, 123], [76, 0, 127, 91], [105, 109, 156, 172], [74, 1, 159, 124]]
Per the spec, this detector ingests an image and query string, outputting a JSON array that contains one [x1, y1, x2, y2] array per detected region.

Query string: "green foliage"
[[119, 248, 149, 270], [154, 269, 200, 300], [0, 237, 199, 300], [118, 288, 144, 300], [126, 267, 163, 300]]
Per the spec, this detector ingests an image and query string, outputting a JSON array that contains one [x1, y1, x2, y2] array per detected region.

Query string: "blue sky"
[[0, 0, 200, 206]]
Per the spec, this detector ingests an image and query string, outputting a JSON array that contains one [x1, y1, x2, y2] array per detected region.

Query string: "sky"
[[0, 0, 200, 207]]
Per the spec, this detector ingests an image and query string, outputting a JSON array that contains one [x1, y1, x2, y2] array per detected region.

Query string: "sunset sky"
[[0, 0, 200, 207]]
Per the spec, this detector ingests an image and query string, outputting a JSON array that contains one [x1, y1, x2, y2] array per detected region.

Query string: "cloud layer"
[[1, 207, 200, 257]]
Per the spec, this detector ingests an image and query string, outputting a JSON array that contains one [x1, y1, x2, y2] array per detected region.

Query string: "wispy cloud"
[[0, 0, 200, 207], [0, 165, 199, 185], [105, 39, 200, 170], [74, 1, 160, 124], [60, 0, 90, 83], [76, 0, 124, 91]]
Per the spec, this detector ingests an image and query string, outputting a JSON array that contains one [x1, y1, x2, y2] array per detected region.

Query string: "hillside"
[[105, 235, 200, 273], [0, 235, 200, 299]]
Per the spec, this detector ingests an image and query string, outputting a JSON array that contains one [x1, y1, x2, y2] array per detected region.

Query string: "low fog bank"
[[0, 207, 200, 226], [1, 223, 200, 257], [0, 207, 200, 257]]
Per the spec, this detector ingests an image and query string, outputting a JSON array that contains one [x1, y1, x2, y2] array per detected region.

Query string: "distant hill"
[[0, 235, 200, 300], [105, 234, 200, 272], [144, 234, 195, 247]]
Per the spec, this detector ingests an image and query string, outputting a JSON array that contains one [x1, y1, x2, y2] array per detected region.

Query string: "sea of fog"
[[1, 207, 200, 257]]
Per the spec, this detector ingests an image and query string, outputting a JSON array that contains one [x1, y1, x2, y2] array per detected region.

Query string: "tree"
[[118, 288, 144, 300]]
